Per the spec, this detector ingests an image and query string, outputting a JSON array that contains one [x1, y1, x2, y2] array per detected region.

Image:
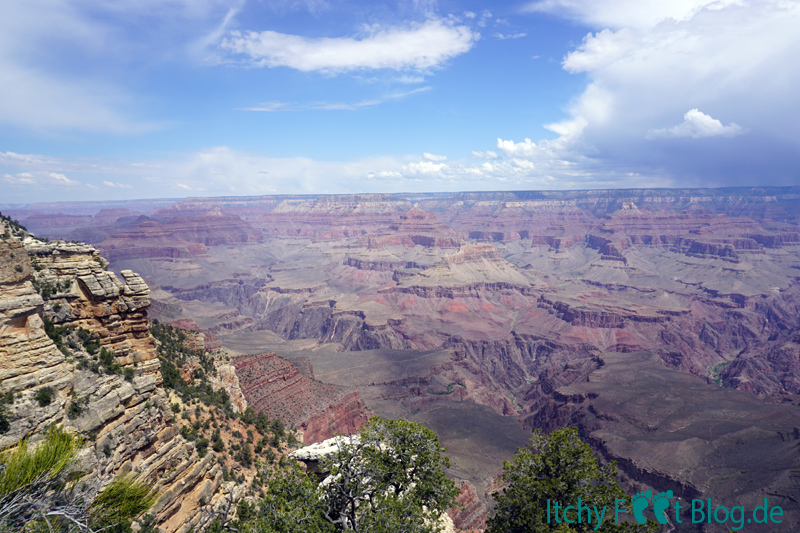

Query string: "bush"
[[67, 397, 89, 420], [34, 387, 54, 407], [195, 438, 210, 458]]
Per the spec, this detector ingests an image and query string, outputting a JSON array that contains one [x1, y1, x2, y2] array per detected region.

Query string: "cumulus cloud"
[[218, 18, 478, 72], [404, 160, 449, 175], [1, 145, 677, 204], [365, 152, 668, 189], [649, 109, 743, 138], [470, 150, 498, 159], [506, 0, 800, 185], [497, 138, 538, 158], [422, 152, 447, 161]]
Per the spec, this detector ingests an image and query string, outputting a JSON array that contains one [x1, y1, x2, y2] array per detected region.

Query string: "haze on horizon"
[[1, 0, 799, 204]]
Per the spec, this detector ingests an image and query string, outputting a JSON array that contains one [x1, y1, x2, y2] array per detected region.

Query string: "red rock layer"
[[366, 206, 462, 249], [448, 480, 488, 531], [97, 210, 262, 260], [253, 196, 410, 239], [232, 352, 369, 443]]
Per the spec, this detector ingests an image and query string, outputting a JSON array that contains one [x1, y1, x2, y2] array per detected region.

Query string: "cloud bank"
[[507, 0, 800, 186]]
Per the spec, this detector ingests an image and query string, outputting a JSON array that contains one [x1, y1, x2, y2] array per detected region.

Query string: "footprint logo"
[[652, 490, 674, 525], [631, 490, 652, 525]]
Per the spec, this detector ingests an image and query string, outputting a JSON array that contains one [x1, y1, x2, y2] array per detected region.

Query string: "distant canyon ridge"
[[7, 187, 800, 531]]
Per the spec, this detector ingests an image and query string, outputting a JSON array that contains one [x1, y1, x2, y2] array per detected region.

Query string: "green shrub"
[[195, 438, 210, 457], [34, 387, 55, 407], [0, 425, 78, 497], [67, 397, 89, 420]]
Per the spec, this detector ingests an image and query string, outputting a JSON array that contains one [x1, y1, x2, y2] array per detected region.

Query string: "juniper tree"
[[487, 428, 657, 533]]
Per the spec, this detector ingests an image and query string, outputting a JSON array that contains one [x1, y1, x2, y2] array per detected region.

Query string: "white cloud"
[[3, 172, 36, 185], [507, 0, 800, 184], [470, 150, 498, 159], [649, 108, 743, 138], [494, 32, 527, 40], [241, 87, 431, 112], [103, 180, 133, 188], [524, 0, 745, 30], [562, 28, 638, 73], [405, 161, 449, 175], [497, 138, 538, 158], [49, 172, 78, 186], [422, 152, 447, 161], [218, 18, 478, 72], [1, 145, 677, 203]]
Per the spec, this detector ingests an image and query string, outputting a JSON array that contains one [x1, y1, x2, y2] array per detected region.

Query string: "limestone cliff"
[[0, 230, 247, 532]]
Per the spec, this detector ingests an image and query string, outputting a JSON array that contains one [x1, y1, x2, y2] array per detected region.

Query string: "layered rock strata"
[[0, 234, 246, 532], [233, 352, 369, 443]]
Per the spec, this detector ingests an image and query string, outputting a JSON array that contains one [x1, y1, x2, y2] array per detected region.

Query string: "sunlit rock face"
[[0, 232, 249, 533]]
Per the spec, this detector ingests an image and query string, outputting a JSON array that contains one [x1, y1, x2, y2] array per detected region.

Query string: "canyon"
[[5, 186, 800, 531]]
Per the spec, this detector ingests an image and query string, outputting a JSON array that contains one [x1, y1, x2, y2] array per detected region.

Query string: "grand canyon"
[[2, 186, 800, 531]]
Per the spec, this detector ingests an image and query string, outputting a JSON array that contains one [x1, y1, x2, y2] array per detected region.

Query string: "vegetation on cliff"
[[149, 319, 300, 501], [219, 417, 458, 533], [150, 320, 233, 412], [0, 213, 27, 240]]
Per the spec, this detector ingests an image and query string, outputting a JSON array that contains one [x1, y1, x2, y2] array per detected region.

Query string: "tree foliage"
[[487, 428, 657, 533], [241, 417, 458, 533]]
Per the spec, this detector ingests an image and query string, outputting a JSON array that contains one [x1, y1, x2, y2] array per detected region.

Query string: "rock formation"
[[9, 186, 800, 524], [530, 351, 800, 531], [0, 230, 250, 532], [233, 352, 369, 443]]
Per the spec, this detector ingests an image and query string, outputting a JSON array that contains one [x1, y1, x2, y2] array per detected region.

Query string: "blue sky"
[[1, 0, 799, 203]]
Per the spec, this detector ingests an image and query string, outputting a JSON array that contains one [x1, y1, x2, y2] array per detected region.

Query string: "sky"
[[1, 0, 799, 203]]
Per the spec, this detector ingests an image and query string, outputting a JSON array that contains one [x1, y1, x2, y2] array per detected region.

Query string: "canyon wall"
[[232, 352, 369, 443], [0, 232, 248, 533]]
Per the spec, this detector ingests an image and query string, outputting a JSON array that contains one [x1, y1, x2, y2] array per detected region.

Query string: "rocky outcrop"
[[0, 239, 73, 424], [233, 352, 369, 443], [0, 236, 247, 533], [24, 239, 156, 365], [365, 206, 462, 249]]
